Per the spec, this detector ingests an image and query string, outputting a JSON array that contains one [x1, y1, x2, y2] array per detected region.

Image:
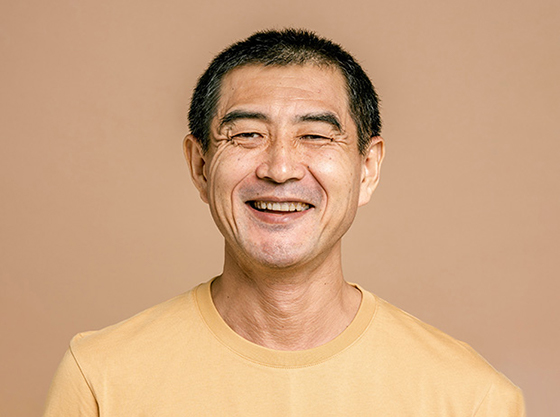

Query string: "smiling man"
[[185, 62, 377, 351], [45, 29, 525, 416]]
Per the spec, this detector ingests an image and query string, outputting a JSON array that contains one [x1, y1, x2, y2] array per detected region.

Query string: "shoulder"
[[372, 295, 497, 370], [366, 293, 523, 409], [69, 287, 200, 368]]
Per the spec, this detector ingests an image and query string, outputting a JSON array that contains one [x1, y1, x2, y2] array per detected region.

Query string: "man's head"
[[188, 28, 381, 155], [185, 29, 384, 272]]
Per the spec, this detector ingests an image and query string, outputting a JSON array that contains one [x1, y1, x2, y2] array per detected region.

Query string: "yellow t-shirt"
[[44, 280, 525, 416]]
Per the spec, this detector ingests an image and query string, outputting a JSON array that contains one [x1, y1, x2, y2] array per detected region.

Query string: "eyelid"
[[232, 132, 261, 137], [300, 134, 332, 140]]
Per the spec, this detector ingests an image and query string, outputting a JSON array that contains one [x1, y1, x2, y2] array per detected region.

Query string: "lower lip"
[[246, 203, 312, 224]]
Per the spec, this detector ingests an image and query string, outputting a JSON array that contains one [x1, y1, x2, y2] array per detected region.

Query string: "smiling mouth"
[[249, 201, 312, 213]]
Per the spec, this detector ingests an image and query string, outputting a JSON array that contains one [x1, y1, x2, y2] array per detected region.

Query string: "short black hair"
[[188, 28, 381, 155]]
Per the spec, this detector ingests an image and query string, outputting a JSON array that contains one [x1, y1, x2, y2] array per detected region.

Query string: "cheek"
[[309, 151, 362, 199], [207, 149, 256, 207]]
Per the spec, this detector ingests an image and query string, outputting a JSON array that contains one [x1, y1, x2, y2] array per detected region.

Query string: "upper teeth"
[[253, 201, 310, 212]]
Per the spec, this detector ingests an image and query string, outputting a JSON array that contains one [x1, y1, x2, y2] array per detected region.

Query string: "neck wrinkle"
[[212, 246, 361, 350]]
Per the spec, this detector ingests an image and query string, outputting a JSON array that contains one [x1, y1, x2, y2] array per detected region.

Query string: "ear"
[[183, 134, 209, 204], [358, 136, 385, 207]]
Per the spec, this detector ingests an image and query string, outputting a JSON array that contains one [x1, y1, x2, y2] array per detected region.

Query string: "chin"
[[245, 243, 313, 271]]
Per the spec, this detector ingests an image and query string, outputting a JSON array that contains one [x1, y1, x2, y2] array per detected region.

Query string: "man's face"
[[186, 64, 383, 270]]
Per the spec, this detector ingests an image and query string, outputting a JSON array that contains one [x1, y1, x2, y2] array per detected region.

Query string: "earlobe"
[[358, 136, 385, 207], [183, 134, 209, 204]]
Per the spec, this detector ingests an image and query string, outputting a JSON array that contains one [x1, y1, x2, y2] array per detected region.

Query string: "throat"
[[211, 275, 362, 351]]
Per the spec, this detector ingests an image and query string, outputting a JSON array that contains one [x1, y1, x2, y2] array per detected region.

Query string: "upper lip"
[[245, 197, 314, 206]]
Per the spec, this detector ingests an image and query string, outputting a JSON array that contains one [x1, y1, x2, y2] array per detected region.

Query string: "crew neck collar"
[[194, 278, 377, 368]]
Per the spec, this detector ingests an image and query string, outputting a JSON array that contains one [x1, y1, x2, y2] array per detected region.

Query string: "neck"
[[211, 244, 362, 350]]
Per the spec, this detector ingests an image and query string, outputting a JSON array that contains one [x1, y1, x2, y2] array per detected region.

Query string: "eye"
[[300, 134, 332, 141], [228, 131, 265, 148], [231, 132, 263, 140]]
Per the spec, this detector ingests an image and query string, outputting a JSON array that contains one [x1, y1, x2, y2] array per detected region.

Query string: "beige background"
[[1, 0, 558, 415]]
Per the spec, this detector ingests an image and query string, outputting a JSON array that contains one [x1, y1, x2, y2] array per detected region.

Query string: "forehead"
[[215, 64, 352, 123]]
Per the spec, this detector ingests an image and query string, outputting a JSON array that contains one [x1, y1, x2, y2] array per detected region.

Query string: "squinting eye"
[[301, 135, 331, 141], [232, 132, 262, 139]]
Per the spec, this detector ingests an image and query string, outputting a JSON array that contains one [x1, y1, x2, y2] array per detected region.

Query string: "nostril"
[[255, 159, 306, 183]]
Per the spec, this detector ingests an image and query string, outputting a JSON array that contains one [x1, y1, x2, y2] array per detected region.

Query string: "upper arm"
[[43, 347, 99, 417], [473, 373, 526, 417]]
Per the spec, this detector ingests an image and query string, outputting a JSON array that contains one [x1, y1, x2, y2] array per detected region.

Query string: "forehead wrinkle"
[[215, 66, 355, 137]]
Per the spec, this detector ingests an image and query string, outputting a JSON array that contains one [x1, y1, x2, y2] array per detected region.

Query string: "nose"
[[255, 139, 305, 183]]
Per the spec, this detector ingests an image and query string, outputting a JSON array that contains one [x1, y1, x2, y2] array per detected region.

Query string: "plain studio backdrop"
[[1, 1, 558, 416]]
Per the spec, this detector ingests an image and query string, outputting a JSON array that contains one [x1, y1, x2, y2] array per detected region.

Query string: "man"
[[45, 29, 525, 416]]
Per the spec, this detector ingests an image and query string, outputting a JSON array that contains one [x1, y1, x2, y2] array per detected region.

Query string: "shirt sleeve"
[[43, 346, 99, 417], [473, 372, 526, 417]]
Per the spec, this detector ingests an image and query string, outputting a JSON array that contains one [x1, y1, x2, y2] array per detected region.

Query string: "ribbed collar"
[[194, 278, 377, 368]]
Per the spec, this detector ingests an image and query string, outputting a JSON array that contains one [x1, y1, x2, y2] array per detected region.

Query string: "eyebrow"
[[296, 112, 342, 132], [218, 110, 343, 132], [218, 110, 268, 130]]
